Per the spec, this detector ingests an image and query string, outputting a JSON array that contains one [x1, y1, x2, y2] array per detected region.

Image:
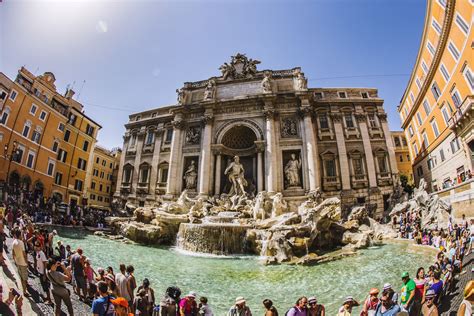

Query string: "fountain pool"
[[56, 228, 433, 315]]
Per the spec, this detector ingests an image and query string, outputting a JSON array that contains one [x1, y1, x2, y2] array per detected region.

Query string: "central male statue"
[[224, 156, 247, 196]]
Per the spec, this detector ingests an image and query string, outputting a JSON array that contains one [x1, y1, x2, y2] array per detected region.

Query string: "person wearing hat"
[[179, 292, 198, 316], [457, 280, 474, 316], [374, 288, 401, 316], [337, 296, 360, 316], [307, 296, 325, 316], [227, 296, 252, 316], [400, 272, 416, 314], [420, 290, 438, 316], [111, 297, 134, 316], [360, 288, 379, 316]]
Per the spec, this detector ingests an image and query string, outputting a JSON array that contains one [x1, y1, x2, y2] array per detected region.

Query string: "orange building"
[[391, 131, 414, 185], [398, 0, 473, 192], [0, 67, 101, 204], [85, 145, 121, 208]]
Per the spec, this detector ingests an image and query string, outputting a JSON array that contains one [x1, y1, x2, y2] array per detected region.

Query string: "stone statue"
[[183, 160, 198, 190], [219, 62, 233, 80], [261, 72, 272, 94], [224, 156, 247, 196], [203, 80, 216, 100], [284, 154, 302, 188], [185, 127, 201, 145], [252, 191, 268, 220], [271, 193, 288, 218], [246, 58, 261, 76], [176, 88, 185, 105], [294, 71, 308, 91]]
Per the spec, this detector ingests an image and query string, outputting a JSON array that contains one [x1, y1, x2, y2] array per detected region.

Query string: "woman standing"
[[413, 267, 427, 316], [263, 299, 278, 316]]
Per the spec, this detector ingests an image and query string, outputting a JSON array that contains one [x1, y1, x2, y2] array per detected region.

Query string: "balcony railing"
[[448, 95, 473, 130]]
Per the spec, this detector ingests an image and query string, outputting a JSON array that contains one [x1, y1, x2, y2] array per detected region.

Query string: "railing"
[[325, 176, 337, 183], [353, 174, 366, 181], [448, 95, 473, 129]]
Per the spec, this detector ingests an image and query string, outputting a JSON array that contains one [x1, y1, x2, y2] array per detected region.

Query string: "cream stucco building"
[[115, 54, 398, 218]]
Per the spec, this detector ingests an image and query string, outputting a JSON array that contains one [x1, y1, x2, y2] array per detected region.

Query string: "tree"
[[399, 174, 414, 195]]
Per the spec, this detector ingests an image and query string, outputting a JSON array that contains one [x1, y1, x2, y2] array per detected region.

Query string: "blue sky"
[[0, 0, 426, 149]]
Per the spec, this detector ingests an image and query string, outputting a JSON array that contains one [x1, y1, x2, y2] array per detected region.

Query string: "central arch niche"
[[217, 124, 260, 196]]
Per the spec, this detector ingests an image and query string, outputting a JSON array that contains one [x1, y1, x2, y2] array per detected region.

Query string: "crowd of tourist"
[[0, 195, 471, 316]]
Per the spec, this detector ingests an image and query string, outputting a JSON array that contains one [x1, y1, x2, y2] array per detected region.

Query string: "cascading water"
[[176, 212, 251, 255]]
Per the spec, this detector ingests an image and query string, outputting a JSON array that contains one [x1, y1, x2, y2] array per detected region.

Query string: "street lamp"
[[3, 140, 19, 201]]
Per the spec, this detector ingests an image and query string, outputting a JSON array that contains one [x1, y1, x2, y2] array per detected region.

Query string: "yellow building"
[[0, 67, 101, 203], [391, 131, 414, 185], [86, 145, 121, 208], [398, 0, 473, 192]]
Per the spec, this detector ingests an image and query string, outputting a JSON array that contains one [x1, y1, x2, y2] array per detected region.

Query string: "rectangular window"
[[0, 91, 6, 100], [74, 179, 83, 191], [414, 143, 419, 156], [109, 162, 113, 169], [47, 161, 55, 176], [463, 67, 474, 91], [86, 124, 95, 136], [99, 184, 103, 192], [13, 146, 24, 164], [314, 92, 323, 99], [422, 132, 429, 148], [9, 90, 17, 101], [0, 111, 9, 125], [145, 132, 154, 145], [319, 114, 329, 129], [83, 140, 89, 151], [39, 111, 47, 121], [410, 92, 415, 103], [106, 186, 110, 193], [399, 155, 403, 162], [402, 137, 407, 146], [440, 149, 445, 162], [91, 182, 96, 189], [338, 91, 347, 99], [451, 90, 462, 108], [26, 151, 35, 168], [160, 167, 169, 183], [437, 0, 446, 8], [90, 194, 95, 200], [96, 157, 100, 164], [55, 172, 62, 185], [416, 112, 423, 126], [344, 114, 354, 128], [432, 18, 442, 34], [427, 41, 436, 56], [416, 77, 422, 89], [368, 114, 377, 128], [31, 130, 41, 143], [440, 64, 450, 82], [57, 149, 67, 163], [64, 130, 70, 142], [140, 168, 149, 183], [409, 125, 414, 137], [423, 100, 431, 115], [421, 60, 429, 74], [448, 41, 460, 60], [165, 129, 173, 143], [52, 141, 59, 152], [68, 113, 77, 126], [30, 104, 37, 115], [431, 119, 440, 137], [22, 124, 30, 137], [431, 82, 441, 100], [361, 92, 369, 99], [441, 106, 450, 125], [58, 123, 65, 132], [417, 166, 423, 177], [450, 137, 460, 153], [353, 158, 364, 175], [404, 108, 408, 118], [325, 160, 336, 177], [377, 156, 387, 173], [98, 196, 103, 202], [394, 136, 401, 147], [455, 13, 469, 34]]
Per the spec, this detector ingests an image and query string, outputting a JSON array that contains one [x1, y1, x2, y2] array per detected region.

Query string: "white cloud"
[[96, 20, 108, 33]]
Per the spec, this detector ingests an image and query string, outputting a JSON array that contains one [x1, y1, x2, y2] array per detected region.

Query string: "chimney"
[[65, 88, 75, 100]]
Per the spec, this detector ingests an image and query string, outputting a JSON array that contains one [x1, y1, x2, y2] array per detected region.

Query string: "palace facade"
[[398, 0, 473, 192], [115, 54, 398, 218]]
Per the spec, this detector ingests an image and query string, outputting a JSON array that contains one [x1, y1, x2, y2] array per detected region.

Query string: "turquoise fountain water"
[[56, 228, 433, 315]]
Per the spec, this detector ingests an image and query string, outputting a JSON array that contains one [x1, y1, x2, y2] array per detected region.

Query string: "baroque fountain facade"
[[109, 54, 450, 263]]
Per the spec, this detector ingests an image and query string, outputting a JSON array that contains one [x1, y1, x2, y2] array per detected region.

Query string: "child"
[[199, 296, 214, 316]]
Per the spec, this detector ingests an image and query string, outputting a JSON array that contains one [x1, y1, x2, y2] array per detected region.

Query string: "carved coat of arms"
[[219, 53, 261, 80]]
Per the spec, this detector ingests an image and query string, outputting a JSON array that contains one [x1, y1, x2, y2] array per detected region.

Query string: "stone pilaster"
[[114, 136, 128, 198], [214, 150, 222, 195], [255, 140, 265, 192], [148, 128, 163, 199], [131, 131, 145, 195], [379, 113, 399, 177], [333, 113, 351, 190], [358, 118, 377, 188], [198, 113, 214, 197], [299, 99, 320, 190], [165, 118, 184, 197], [264, 104, 277, 193]]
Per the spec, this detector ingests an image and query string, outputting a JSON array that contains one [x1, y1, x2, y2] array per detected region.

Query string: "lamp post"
[[3, 140, 19, 201]]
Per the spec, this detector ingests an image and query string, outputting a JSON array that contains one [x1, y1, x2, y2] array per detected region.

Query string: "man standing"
[[400, 272, 416, 315], [35, 242, 52, 304], [92, 281, 115, 316], [115, 264, 132, 304], [374, 288, 401, 316], [12, 229, 29, 297], [71, 248, 87, 301], [227, 297, 252, 316]]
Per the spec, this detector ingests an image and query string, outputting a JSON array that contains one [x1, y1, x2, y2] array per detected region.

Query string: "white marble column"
[[114, 136, 128, 197], [379, 113, 399, 177], [257, 151, 264, 192], [264, 108, 277, 193], [166, 120, 184, 197], [333, 115, 351, 190], [300, 103, 320, 190], [214, 152, 222, 195], [358, 119, 377, 188], [198, 115, 213, 197], [148, 129, 163, 199]]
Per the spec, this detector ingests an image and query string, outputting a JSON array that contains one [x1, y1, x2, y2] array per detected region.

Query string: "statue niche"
[[283, 150, 303, 190], [183, 158, 198, 191]]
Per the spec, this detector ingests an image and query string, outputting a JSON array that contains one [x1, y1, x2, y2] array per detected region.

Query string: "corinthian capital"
[[330, 113, 342, 122], [201, 115, 214, 126], [172, 120, 185, 130], [378, 113, 388, 122], [355, 113, 366, 122]]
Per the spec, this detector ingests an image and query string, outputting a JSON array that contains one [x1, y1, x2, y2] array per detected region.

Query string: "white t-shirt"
[[36, 250, 47, 275], [12, 239, 27, 266]]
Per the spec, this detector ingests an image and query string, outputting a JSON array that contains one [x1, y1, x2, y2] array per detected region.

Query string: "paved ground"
[[3, 234, 91, 316], [440, 251, 473, 315]]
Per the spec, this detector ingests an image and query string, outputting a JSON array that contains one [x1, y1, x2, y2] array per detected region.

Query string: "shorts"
[[17, 265, 28, 282], [74, 274, 86, 290], [39, 273, 50, 292]]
